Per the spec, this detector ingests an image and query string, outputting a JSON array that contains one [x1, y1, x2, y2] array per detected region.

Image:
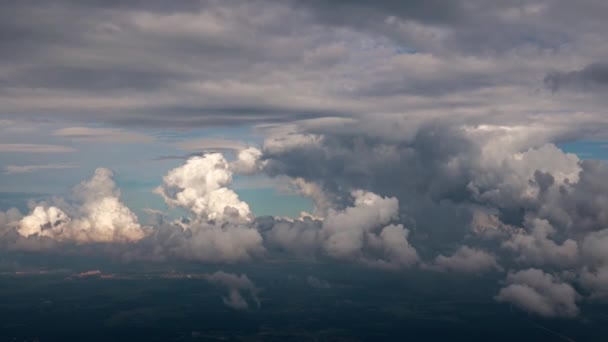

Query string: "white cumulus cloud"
[[155, 153, 252, 222], [18, 168, 148, 243]]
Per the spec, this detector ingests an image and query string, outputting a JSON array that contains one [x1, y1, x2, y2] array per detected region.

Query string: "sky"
[[3, 0, 608, 333]]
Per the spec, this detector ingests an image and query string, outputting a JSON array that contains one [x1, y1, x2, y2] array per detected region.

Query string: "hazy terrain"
[[0, 256, 603, 341]]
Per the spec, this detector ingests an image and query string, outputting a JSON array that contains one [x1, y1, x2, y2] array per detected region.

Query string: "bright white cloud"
[[18, 168, 148, 243], [155, 153, 252, 222], [150, 152, 264, 263]]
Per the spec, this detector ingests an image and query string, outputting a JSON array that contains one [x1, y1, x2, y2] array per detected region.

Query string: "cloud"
[[76, 270, 102, 278], [427, 246, 501, 273], [287, 177, 333, 215], [17, 168, 148, 243], [545, 63, 608, 93], [0, 144, 76, 153], [0, 152, 265, 264], [0, 1, 354, 127], [265, 190, 418, 269], [4, 0, 608, 322], [4, 163, 78, 174], [230, 147, 264, 175], [0, 208, 22, 238], [140, 153, 265, 263], [0, 208, 22, 225], [579, 229, 608, 299], [469, 210, 521, 239], [580, 265, 608, 300], [139, 220, 265, 263], [174, 138, 249, 152], [53, 127, 154, 143], [321, 190, 400, 259], [1, 0, 608, 133], [259, 121, 594, 248], [203, 271, 260, 310], [307, 275, 331, 289], [256, 119, 608, 314], [18, 206, 71, 239], [155, 153, 252, 222], [363, 224, 419, 269], [495, 269, 580, 318], [502, 218, 579, 267], [263, 132, 325, 154], [262, 216, 323, 257]]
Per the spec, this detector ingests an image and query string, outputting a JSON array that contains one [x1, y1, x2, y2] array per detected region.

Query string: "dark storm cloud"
[[262, 125, 480, 247], [258, 121, 587, 255], [545, 63, 608, 93]]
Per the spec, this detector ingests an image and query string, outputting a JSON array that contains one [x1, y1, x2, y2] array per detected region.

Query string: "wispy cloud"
[[53, 127, 154, 143], [0, 144, 76, 153], [174, 138, 248, 151], [4, 163, 79, 174]]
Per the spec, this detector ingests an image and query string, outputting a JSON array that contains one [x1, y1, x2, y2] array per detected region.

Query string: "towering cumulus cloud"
[[18, 168, 147, 243], [146, 152, 264, 263], [257, 120, 608, 316], [155, 153, 252, 222]]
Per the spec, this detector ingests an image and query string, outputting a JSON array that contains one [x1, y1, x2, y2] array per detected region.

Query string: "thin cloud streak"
[[4, 163, 79, 174], [0, 144, 76, 153]]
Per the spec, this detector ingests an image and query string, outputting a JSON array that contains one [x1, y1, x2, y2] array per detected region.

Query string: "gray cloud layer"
[[1, 0, 608, 131]]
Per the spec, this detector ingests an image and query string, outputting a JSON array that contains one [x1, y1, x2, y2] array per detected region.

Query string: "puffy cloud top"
[[146, 153, 264, 263], [230, 147, 264, 175], [495, 269, 580, 318], [18, 168, 147, 243], [155, 153, 252, 222], [266, 190, 418, 269], [428, 246, 501, 273]]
